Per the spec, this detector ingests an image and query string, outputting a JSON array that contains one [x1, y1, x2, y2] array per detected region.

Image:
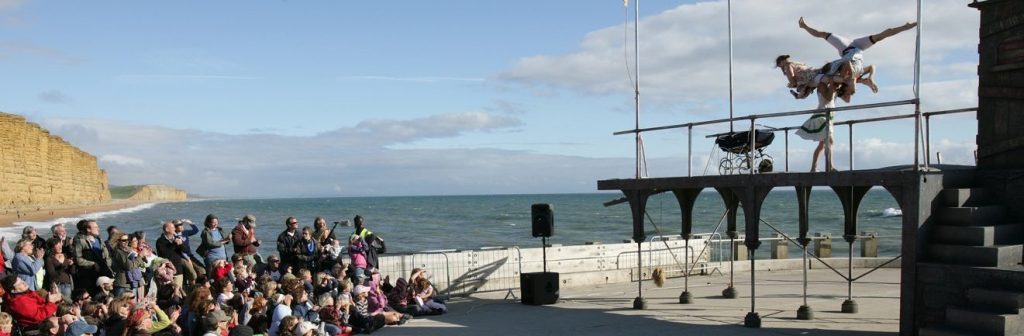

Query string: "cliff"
[[0, 112, 110, 210], [114, 184, 188, 202]]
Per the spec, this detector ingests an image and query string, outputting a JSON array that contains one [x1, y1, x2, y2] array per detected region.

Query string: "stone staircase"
[[920, 188, 1024, 336]]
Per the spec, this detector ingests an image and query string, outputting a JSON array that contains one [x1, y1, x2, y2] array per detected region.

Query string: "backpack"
[[368, 234, 386, 254]]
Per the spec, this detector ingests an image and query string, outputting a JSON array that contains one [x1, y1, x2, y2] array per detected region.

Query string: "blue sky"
[[0, 0, 980, 197]]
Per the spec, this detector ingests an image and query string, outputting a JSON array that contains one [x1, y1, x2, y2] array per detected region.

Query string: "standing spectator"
[[43, 238, 75, 301], [105, 226, 121, 253], [13, 239, 44, 291], [1, 275, 60, 329], [110, 232, 145, 298], [198, 214, 230, 274], [232, 215, 262, 267], [312, 217, 336, 248], [72, 219, 111, 293], [347, 235, 367, 284], [295, 227, 320, 274], [174, 219, 208, 277], [352, 215, 372, 240], [156, 221, 200, 289], [22, 227, 46, 251], [276, 217, 300, 274], [49, 223, 73, 253]]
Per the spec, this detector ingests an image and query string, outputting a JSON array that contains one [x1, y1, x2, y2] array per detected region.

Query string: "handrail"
[[648, 104, 974, 175], [613, 99, 918, 136], [704, 107, 977, 138]]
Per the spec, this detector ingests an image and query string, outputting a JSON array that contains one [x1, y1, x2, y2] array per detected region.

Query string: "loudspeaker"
[[520, 272, 559, 305], [531, 203, 553, 237]]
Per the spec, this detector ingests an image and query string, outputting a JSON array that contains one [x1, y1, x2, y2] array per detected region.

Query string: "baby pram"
[[715, 129, 775, 175]]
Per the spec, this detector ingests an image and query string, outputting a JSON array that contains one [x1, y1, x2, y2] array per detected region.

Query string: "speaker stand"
[[542, 236, 548, 272]]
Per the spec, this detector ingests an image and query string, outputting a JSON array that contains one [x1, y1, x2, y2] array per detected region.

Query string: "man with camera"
[[232, 214, 263, 267]]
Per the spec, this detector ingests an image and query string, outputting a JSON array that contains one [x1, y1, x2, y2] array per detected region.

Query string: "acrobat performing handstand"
[[785, 17, 918, 172], [798, 17, 917, 102]]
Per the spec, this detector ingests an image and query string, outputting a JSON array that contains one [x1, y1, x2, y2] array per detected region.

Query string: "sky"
[[0, 0, 980, 198]]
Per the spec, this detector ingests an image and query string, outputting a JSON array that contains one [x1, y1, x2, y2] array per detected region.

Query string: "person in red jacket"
[[0, 275, 60, 329], [231, 215, 262, 267]]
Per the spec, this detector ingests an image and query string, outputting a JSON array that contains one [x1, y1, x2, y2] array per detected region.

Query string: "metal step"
[[968, 288, 1024, 314], [942, 188, 994, 207], [927, 244, 1023, 267], [933, 224, 1024, 246], [946, 306, 1022, 336], [936, 206, 1007, 226]]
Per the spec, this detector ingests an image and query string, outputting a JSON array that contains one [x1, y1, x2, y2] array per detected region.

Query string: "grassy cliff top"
[[109, 185, 142, 199]]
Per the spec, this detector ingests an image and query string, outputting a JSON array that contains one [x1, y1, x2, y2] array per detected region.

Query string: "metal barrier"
[[374, 247, 524, 298]]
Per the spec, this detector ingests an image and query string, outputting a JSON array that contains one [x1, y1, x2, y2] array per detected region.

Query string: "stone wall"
[[974, 0, 1024, 169], [126, 185, 188, 202], [0, 112, 110, 210]]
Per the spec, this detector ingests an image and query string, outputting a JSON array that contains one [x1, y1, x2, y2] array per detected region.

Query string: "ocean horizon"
[[4, 189, 903, 257]]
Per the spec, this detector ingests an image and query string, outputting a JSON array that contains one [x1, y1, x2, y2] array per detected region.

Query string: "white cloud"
[[99, 154, 146, 167], [499, 0, 977, 110], [339, 75, 484, 83], [38, 112, 545, 197]]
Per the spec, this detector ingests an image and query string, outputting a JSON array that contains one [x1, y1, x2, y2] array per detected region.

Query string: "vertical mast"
[[728, 0, 734, 132], [634, 0, 642, 179]]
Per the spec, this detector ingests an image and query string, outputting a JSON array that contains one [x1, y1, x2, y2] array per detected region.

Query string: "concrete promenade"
[[376, 267, 900, 335]]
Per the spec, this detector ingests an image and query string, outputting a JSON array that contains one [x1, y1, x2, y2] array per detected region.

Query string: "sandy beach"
[[0, 200, 148, 227]]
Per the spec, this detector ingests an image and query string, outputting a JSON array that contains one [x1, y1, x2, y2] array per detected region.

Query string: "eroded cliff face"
[[0, 112, 111, 210], [126, 185, 188, 202]]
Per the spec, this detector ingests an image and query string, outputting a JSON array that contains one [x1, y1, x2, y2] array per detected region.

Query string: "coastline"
[[0, 200, 151, 227]]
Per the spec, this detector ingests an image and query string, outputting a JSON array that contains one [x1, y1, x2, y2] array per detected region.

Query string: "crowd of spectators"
[[0, 215, 447, 336]]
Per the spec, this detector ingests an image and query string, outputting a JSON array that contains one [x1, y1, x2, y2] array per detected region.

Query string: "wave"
[[0, 203, 158, 240], [880, 208, 902, 218]]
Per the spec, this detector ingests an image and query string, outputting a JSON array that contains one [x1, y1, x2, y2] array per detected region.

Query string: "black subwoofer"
[[520, 272, 559, 305]]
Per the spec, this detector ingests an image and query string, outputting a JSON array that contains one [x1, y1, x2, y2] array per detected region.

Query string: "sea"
[[5, 189, 904, 257]]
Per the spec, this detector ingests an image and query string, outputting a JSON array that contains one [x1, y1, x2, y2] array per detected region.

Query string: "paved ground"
[[374, 267, 901, 335]]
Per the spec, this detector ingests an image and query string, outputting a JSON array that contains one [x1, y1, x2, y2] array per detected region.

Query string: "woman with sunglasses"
[[110, 232, 146, 298]]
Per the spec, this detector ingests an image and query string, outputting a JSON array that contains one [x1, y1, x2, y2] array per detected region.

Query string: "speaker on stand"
[[522, 203, 559, 305]]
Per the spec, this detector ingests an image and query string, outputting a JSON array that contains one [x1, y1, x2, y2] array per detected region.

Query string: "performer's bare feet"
[[863, 78, 879, 93], [799, 17, 808, 29]]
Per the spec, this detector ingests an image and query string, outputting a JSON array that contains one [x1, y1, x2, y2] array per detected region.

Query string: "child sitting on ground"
[[0, 312, 13, 336]]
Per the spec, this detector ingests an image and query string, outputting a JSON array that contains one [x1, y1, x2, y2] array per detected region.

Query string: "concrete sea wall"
[[0, 112, 110, 210], [375, 238, 899, 296]]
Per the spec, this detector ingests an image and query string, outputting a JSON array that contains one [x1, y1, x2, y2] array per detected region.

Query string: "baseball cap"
[[242, 214, 256, 223], [65, 320, 99, 336]]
